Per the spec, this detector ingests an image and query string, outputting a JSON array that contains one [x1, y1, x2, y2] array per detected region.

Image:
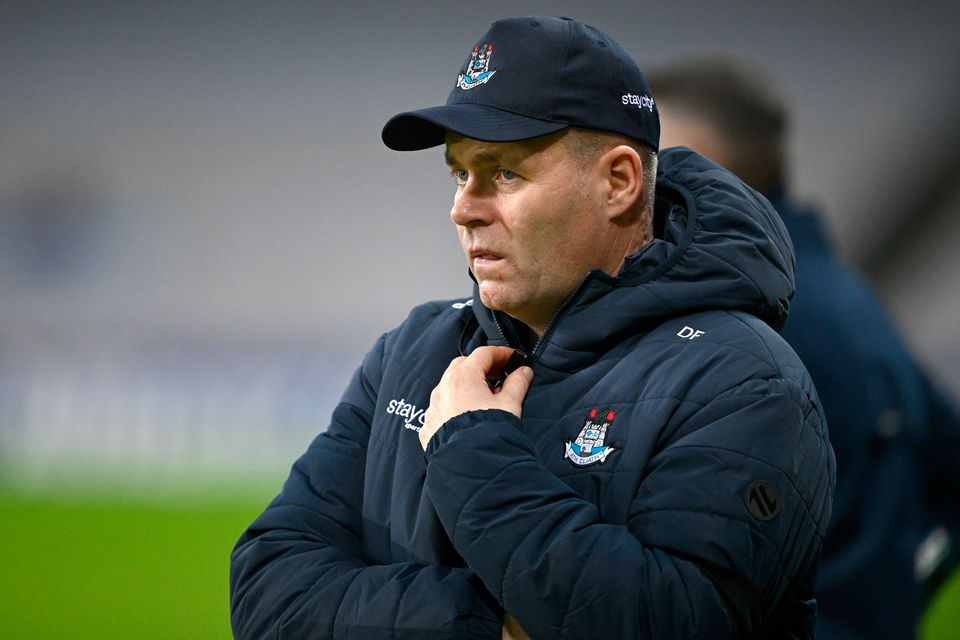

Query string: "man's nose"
[[450, 183, 495, 227]]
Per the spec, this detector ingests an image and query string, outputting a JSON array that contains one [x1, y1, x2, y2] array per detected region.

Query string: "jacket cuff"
[[424, 409, 520, 461]]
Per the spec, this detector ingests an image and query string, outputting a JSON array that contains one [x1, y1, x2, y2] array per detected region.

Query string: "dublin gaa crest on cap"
[[457, 44, 496, 90], [381, 16, 660, 152]]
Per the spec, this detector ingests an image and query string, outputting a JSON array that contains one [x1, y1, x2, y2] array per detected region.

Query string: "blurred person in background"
[[648, 57, 960, 640], [231, 16, 835, 639]]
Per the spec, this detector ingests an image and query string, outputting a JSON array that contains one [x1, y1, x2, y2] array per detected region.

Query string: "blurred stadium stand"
[[1, 0, 958, 492]]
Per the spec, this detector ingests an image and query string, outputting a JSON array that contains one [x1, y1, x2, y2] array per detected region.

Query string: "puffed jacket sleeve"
[[229, 335, 502, 640], [424, 377, 834, 639]]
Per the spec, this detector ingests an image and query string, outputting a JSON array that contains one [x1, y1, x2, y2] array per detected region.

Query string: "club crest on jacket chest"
[[564, 408, 619, 467]]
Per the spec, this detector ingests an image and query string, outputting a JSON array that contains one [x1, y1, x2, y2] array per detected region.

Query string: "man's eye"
[[497, 169, 519, 182], [450, 168, 469, 184]]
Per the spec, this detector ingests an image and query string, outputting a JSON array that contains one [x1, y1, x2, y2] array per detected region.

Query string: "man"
[[647, 58, 960, 639], [230, 17, 835, 639]]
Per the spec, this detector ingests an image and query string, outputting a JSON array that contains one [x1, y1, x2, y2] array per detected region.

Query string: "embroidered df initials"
[[677, 326, 706, 340]]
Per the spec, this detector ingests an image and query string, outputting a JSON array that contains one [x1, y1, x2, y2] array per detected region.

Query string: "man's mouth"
[[469, 248, 504, 263]]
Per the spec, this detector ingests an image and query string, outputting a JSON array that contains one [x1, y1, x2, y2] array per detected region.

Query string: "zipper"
[[491, 312, 514, 352], [489, 313, 529, 389], [489, 273, 593, 387], [529, 274, 592, 362]]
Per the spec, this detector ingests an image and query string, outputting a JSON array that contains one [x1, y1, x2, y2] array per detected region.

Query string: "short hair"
[[563, 128, 658, 221], [645, 58, 787, 194]]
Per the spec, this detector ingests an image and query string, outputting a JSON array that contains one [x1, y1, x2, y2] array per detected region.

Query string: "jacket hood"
[[471, 147, 795, 367]]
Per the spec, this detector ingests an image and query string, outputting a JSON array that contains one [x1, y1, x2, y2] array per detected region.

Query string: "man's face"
[[444, 131, 618, 335]]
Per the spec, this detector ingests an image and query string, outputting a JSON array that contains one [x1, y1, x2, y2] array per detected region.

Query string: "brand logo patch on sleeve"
[[563, 407, 619, 467], [745, 480, 780, 520]]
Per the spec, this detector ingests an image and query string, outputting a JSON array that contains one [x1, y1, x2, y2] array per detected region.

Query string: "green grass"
[[922, 566, 960, 639], [0, 488, 276, 639], [2, 485, 958, 638]]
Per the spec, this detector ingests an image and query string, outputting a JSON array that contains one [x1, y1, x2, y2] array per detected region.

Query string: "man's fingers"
[[499, 366, 534, 408], [440, 355, 467, 378], [465, 346, 517, 375]]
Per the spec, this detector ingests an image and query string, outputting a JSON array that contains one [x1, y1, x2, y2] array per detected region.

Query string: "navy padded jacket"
[[230, 148, 836, 639]]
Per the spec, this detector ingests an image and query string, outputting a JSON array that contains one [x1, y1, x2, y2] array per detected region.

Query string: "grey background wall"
[[2, 1, 958, 488]]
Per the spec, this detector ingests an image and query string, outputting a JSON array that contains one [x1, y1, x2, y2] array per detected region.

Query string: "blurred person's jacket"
[[770, 186, 960, 639]]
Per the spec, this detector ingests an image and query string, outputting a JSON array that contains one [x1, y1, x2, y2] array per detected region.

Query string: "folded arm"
[[424, 379, 832, 639], [230, 336, 502, 640]]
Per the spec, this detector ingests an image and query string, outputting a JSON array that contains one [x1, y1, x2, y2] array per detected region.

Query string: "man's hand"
[[419, 346, 534, 450]]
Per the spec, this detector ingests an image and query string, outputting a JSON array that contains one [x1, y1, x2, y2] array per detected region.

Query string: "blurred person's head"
[[382, 16, 659, 335], [646, 58, 788, 195]]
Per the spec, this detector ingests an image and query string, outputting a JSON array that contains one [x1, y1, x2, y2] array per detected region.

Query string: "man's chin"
[[476, 285, 514, 313], [479, 290, 534, 324]]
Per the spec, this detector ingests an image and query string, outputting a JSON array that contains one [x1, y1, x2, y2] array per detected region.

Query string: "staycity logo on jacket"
[[386, 397, 427, 432], [564, 407, 619, 467], [457, 43, 496, 90]]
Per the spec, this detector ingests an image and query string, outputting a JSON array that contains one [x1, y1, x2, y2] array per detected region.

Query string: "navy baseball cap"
[[381, 16, 659, 151]]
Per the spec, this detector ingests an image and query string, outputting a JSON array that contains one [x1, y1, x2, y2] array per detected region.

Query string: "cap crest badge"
[[457, 43, 497, 90], [564, 408, 619, 467]]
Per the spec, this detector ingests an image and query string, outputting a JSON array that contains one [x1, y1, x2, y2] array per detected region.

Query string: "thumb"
[[499, 366, 534, 409]]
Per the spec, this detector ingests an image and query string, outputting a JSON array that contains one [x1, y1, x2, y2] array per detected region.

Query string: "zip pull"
[[488, 349, 530, 390]]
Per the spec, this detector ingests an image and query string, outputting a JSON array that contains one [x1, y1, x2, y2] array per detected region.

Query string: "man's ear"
[[602, 145, 643, 222]]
